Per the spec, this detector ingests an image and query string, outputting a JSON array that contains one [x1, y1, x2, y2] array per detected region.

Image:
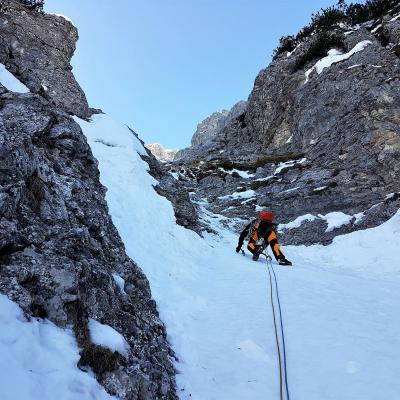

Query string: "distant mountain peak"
[[146, 143, 179, 162]]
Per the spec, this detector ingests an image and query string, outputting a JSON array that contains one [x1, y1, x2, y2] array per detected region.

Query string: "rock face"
[[0, 0, 89, 118], [135, 138, 200, 233], [145, 143, 178, 162], [191, 100, 247, 147], [174, 100, 247, 162], [0, 2, 176, 399], [171, 6, 400, 244]]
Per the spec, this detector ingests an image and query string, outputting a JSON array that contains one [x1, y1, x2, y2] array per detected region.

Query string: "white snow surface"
[[371, 23, 382, 33], [274, 158, 306, 174], [112, 273, 126, 295], [319, 211, 353, 232], [279, 214, 318, 230], [0, 294, 114, 400], [88, 319, 129, 356], [280, 212, 353, 232], [54, 13, 75, 25], [219, 168, 255, 179], [347, 64, 362, 69], [76, 113, 400, 399], [0, 63, 29, 93], [305, 40, 372, 83], [254, 175, 274, 182], [218, 189, 256, 200], [390, 13, 400, 22], [170, 171, 180, 180], [313, 185, 327, 191]]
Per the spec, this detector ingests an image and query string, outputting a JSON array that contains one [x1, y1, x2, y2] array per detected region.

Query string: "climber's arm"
[[236, 223, 251, 252]]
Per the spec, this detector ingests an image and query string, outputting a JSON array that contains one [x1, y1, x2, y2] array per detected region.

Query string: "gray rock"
[[0, 90, 177, 399], [191, 100, 247, 147], [0, 0, 89, 118], [170, 10, 400, 245], [0, 2, 177, 398], [133, 132, 201, 234], [174, 100, 247, 162]]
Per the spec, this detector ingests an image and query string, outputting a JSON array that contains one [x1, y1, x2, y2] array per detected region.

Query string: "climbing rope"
[[240, 245, 291, 399], [266, 257, 284, 400], [264, 249, 291, 400]]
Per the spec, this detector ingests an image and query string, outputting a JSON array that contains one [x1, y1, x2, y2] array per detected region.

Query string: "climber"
[[236, 211, 292, 266]]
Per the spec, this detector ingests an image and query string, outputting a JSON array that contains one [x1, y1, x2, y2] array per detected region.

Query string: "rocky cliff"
[[0, 1, 178, 398], [140, 141, 199, 233], [171, 2, 400, 244], [0, 0, 89, 118], [174, 100, 247, 162]]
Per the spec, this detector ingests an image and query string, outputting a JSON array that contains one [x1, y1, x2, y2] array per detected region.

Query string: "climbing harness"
[[263, 248, 291, 400]]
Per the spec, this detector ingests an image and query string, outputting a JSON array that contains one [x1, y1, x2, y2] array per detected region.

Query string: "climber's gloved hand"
[[236, 244, 242, 253]]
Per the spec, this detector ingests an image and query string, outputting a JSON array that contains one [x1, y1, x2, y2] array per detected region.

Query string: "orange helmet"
[[259, 211, 275, 222]]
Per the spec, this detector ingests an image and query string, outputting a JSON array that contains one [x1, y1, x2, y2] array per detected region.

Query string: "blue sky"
[[45, 0, 338, 149]]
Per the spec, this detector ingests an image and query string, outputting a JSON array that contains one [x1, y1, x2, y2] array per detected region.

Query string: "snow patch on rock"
[[54, 14, 75, 26], [305, 40, 372, 83], [0, 294, 114, 400], [279, 214, 318, 230], [390, 13, 400, 22], [112, 273, 126, 295], [319, 211, 354, 232], [218, 190, 256, 201], [219, 168, 255, 179], [88, 319, 129, 356], [274, 158, 306, 174]]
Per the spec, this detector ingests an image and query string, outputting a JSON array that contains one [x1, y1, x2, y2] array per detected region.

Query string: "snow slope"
[[0, 295, 114, 400], [76, 114, 400, 400]]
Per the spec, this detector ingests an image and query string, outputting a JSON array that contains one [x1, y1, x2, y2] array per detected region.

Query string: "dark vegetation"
[[293, 32, 346, 71], [18, 0, 44, 12], [273, 0, 399, 59], [66, 300, 119, 377], [79, 344, 119, 376]]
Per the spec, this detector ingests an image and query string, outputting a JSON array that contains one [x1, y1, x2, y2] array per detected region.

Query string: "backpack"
[[247, 219, 274, 248]]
